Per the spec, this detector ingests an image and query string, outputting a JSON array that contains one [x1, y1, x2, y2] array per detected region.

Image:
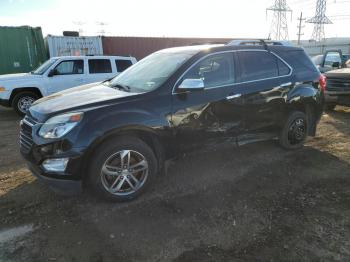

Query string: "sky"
[[0, 0, 350, 40]]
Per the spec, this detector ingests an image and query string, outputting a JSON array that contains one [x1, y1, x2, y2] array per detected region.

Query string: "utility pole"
[[297, 12, 305, 45], [266, 0, 292, 40], [306, 0, 332, 41]]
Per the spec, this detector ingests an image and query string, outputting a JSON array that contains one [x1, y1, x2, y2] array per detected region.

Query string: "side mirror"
[[47, 69, 55, 77], [178, 79, 204, 92], [332, 61, 340, 68]]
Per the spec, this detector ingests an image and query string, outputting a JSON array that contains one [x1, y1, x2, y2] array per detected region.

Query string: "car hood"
[[324, 68, 350, 80], [29, 82, 137, 120], [0, 73, 41, 82]]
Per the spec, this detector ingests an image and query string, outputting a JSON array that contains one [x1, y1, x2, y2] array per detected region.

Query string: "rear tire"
[[12, 91, 39, 116], [279, 111, 308, 150], [87, 136, 158, 202]]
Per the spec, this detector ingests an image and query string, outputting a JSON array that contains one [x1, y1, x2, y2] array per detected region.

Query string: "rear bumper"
[[26, 161, 82, 195]]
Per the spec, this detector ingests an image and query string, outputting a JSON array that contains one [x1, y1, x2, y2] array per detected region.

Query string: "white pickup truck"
[[0, 55, 137, 115]]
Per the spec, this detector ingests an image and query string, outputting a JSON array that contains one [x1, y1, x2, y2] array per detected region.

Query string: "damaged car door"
[[171, 52, 244, 151]]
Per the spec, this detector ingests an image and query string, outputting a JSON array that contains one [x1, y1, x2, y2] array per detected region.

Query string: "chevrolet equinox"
[[20, 41, 325, 201]]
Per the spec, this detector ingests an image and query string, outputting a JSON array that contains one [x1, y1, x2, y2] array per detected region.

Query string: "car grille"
[[327, 78, 350, 92], [20, 116, 36, 153]]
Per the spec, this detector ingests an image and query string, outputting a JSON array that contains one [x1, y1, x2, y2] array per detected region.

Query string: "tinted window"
[[277, 59, 291, 76], [54, 60, 84, 75], [277, 50, 318, 79], [88, 59, 112, 74], [237, 51, 278, 82], [116, 59, 133, 72], [183, 53, 234, 88], [343, 54, 350, 61]]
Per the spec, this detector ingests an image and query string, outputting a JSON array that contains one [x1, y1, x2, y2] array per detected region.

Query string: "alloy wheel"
[[18, 96, 35, 114], [100, 150, 149, 196]]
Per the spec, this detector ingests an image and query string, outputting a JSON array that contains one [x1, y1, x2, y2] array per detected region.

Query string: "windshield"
[[32, 58, 58, 75], [108, 52, 193, 92]]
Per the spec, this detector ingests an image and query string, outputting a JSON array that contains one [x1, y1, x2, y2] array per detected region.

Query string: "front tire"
[[87, 136, 158, 202], [12, 91, 39, 116], [279, 111, 308, 150]]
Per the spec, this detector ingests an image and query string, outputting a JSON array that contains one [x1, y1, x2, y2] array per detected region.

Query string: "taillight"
[[319, 74, 326, 92]]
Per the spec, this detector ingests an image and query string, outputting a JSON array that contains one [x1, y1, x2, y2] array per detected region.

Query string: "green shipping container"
[[0, 26, 48, 75]]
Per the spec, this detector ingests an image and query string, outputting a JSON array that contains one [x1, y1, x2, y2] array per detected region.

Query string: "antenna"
[[266, 0, 293, 40]]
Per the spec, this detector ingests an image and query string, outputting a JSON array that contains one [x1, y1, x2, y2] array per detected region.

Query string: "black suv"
[[20, 40, 325, 201]]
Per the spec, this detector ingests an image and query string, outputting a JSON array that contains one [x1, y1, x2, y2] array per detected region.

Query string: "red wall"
[[102, 36, 231, 60]]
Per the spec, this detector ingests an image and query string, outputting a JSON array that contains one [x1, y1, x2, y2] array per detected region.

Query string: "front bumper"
[[0, 98, 10, 107], [19, 115, 89, 195], [27, 161, 82, 195], [0, 90, 11, 107], [325, 91, 350, 106], [21, 148, 85, 195]]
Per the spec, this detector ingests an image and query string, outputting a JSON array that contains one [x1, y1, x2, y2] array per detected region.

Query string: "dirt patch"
[[0, 107, 350, 261]]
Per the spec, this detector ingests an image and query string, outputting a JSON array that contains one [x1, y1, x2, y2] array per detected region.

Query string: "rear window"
[[277, 59, 291, 76], [278, 50, 319, 79], [88, 59, 112, 74], [116, 59, 133, 72]]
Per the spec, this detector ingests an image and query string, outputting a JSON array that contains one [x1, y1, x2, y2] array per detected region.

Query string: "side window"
[[182, 53, 234, 88], [237, 51, 278, 82], [54, 60, 84, 75], [277, 59, 291, 76], [88, 59, 112, 74], [116, 59, 133, 72]]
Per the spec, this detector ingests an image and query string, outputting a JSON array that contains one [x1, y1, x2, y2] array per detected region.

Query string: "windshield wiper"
[[112, 84, 131, 92]]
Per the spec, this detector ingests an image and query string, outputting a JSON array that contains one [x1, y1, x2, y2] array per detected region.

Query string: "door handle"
[[226, 94, 242, 100], [280, 82, 292, 88]]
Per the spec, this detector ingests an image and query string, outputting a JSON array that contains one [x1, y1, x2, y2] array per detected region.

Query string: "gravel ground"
[[0, 106, 349, 262]]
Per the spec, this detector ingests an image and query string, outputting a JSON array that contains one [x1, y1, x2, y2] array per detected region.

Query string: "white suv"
[[0, 55, 137, 115]]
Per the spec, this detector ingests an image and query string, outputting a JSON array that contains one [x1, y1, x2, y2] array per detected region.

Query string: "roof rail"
[[227, 39, 292, 49]]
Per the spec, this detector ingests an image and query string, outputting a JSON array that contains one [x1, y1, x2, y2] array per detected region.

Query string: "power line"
[[306, 0, 332, 41], [266, 0, 293, 40]]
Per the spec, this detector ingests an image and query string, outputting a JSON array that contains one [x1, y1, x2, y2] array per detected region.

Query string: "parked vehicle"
[[0, 55, 137, 115], [324, 68, 350, 110], [311, 49, 349, 73], [20, 41, 324, 201]]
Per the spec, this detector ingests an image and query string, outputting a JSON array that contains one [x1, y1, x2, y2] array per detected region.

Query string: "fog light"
[[42, 158, 69, 172]]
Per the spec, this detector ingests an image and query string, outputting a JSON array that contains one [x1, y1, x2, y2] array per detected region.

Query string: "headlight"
[[0, 87, 6, 92], [39, 112, 83, 139]]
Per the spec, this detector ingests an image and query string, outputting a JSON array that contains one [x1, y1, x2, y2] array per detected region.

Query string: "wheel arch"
[[81, 125, 166, 181], [285, 85, 323, 136], [9, 87, 43, 105]]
